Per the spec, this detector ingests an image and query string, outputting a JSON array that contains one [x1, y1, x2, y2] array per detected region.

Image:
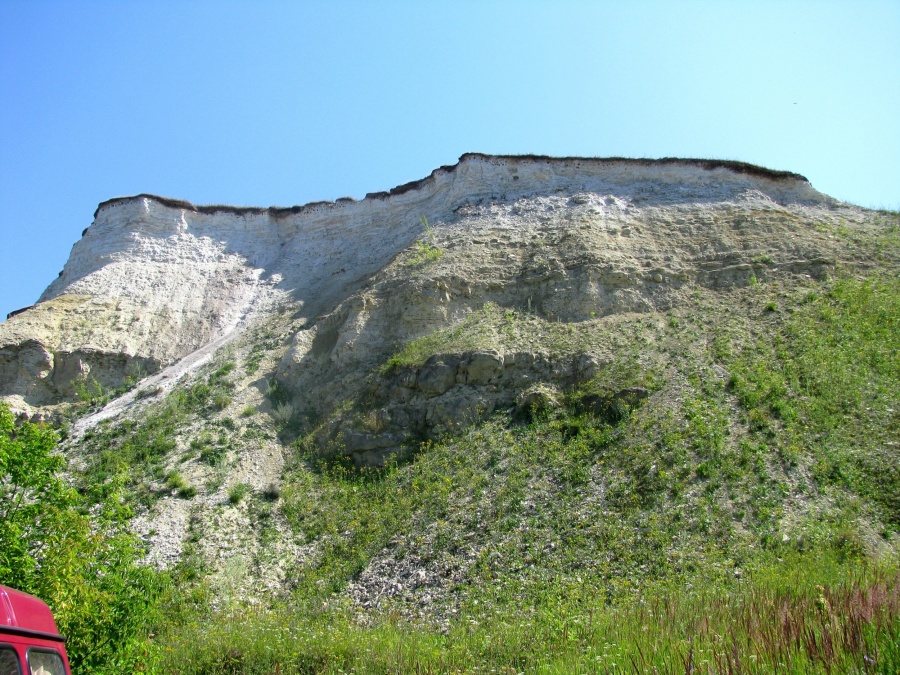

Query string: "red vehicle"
[[0, 586, 71, 675]]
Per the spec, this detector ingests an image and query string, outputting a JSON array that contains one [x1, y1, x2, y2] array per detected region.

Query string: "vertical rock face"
[[0, 154, 847, 414]]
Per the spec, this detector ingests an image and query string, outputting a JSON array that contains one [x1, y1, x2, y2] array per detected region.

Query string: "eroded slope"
[[4, 155, 898, 606], [1, 154, 831, 417]]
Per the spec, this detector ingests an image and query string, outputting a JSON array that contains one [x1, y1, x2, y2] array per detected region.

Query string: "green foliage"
[[245, 336, 280, 376], [381, 301, 636, 374], [405, 216, 443, 267], [122, 359, 147, 388], [144, 270, 886, 675], [200, 444, 227, 467], [270, 401, 296, 429], [166, 471, 197, 499], [29, 265, 899, 672], [73, 366, 149, 410], [265, 379, 306, 437], [0, 404, 169, 673], [147, 553, 900, 674], [0, 407, 68, 587], [727, 275, 900, 523], [264, 378, 292, 406], [211, 390, 232, 410], [80, 411, 178, 505], [77, 359, 241, 504], [381, 302, 509, 372], [228, 482, 253, 504], [73, 375, 105, 404], [280, 389, 734, 616], [271, 276, 900, 637], [209, 361, 236, 383]]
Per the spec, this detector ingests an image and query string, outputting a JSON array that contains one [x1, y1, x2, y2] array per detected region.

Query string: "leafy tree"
[[0, 404, 167, 672], [0, 406, 66, 588]]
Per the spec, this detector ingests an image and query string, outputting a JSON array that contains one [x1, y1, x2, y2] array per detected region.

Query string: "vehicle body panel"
[[0, 587, 70, 675]]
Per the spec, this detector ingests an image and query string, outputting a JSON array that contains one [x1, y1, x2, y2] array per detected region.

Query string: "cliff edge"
[[0, 153, 848, 416]]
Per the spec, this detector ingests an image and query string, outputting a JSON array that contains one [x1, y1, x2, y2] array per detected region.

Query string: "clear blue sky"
[[1, 0, 898, 320]]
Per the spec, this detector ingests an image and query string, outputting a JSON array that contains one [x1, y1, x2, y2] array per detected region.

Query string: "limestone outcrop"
[[0, 153, 862, 419], [5, 153, 894, 597]]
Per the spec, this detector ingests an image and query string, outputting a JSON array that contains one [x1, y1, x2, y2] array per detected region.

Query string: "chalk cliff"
[[3, 152, 896, 598], [0, 153, 859, 419]]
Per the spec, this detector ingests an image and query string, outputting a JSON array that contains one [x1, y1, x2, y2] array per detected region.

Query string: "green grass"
[[381, 302, 614, 373], [147, 554, 899, 674], [726, 275, 900, 525], [381, 303, 503, 372], [407, 239, 443, 266], [228, 482, 253, 504], [405, 216, 444, 267], [165, 471, 197, 499], [67, 267, 900, 673], [75, 359, 239, 506]]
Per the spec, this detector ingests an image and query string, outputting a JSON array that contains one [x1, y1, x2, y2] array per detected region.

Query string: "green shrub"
[[73, 375, 105, 405], [1, 404, 169, 673], [209, 361, 236, 384], [271, 402, 296, 429], [165, 471, 187, 490], [200, 444, 227, 467], [728, 275, 900, 523], [228, 482, 253, 504], [165, 471, 197, 499], [265, 379, 292, 406], [212, 391, 232, 410], [178, 485, 198, 499], [405, 216, 443, 267]]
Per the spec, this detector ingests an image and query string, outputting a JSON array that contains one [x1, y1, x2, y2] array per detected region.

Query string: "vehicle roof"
[[0, 586, 60, 637]]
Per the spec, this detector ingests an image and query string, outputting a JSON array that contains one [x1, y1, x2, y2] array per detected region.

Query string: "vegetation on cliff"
[[1, 183, 898, 672], [138, 270, 900, 674], [8, 262, 897, 672]]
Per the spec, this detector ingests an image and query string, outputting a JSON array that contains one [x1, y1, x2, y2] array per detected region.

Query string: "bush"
[[209, 361, 236, 384], [271, 402, 296, 429], [228, 482, 253, 504], [200, 443, 227, 467], [0, 404, 168, 673], [165, 471, 197, 499], [178, 485, 198, 499], [73, 375, 105, 405], [212, 391, 232, 410], [265, 379, 292, 406], [406, 216, 443, 267]]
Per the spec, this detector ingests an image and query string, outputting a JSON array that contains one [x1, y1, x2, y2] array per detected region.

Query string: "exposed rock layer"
[[0, 153, 848, 417], [2, 153, 891, 600]]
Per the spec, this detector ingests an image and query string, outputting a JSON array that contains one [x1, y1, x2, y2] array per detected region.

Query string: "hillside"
[[1, 155, 898, 673], [0, 154, 828, 413]]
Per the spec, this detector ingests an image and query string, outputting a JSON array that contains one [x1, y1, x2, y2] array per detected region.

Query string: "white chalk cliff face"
[[0, 154, 859, 416]]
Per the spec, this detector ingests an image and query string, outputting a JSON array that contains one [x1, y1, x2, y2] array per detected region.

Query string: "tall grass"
[[147, 555, 899, 673]]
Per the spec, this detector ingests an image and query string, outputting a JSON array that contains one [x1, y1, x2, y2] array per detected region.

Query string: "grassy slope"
[[69, 211, 900, 673], [141, 266, 900, 672]]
